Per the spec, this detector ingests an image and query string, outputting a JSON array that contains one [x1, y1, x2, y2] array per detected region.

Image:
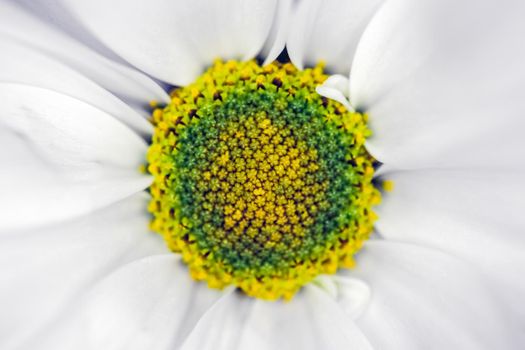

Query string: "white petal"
[[349, 240, 515, 349], [10, 0, 128, 65], [21, 255, 223, 350], [375, 169, 525, 340], [180, 287, 373, 350], [287, 0, 384, 74], [62, 0, 278, 86], [332, 276, 371, 320], [260, 0, 292, 65], [0, 36, 152, 136], [312, 275, 339, 299], [351, 0, 525, 169], [0, 83, 150, 231], [316, 74, 354, 111], [0, 1, 169, 106], [313, 274, 371, 320], [0, 193, 169, 349]]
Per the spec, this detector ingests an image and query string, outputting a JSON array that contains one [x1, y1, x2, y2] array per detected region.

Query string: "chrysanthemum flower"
[[1, 0, 524, 349]]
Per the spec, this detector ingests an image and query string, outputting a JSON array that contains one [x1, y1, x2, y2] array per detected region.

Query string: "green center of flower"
[[147, 60, 380, 300]]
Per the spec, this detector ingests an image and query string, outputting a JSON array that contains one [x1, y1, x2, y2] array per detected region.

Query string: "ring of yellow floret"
[[147, 60, 380, 300]]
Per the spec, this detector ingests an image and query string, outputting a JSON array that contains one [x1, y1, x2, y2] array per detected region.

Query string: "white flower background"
[[1, 0, 524, 349]]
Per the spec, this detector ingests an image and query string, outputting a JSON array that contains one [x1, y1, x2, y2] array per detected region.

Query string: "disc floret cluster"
[[147, 60, 380, 300]]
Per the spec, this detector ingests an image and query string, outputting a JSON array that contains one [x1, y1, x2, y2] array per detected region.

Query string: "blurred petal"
[[0, 0, 169, 107], [313, 275, 371, 320], [62, 0, 278, 85], [351, 0, 525, 169], [22, 255, 223, 350], [287, 0, 384, 74], [349, 240, 514, 349], [376, 169, 525, 341], [0, 36, 151, 136], [0, 193, 169, 349], [180, 286, 373, 350], [332, 276, 371, 320], [0, 83, 150, 231]]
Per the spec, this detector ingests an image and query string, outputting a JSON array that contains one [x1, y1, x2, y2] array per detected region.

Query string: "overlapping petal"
[[287, 0, 384, 74], [0, 83, 150, 231], [351, 0, 525, 170], [180, 286, 373, 350], [315, 74, 353, 111], [0, 0, 169, 109], [61, 0, 278, 86], [375, 169, 525, 342], [0, 193, 169, 349], [260, 0, 292, 65], [0, 37, 152, 135], [22, 255, 223, 350], [350, 240, 513, 349]]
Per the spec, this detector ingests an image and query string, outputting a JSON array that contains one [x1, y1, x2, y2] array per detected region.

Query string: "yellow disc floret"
[[147, 60, 380, 300]]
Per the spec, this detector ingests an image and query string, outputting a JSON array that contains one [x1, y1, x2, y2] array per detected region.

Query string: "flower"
[[1, 0, 524, 349]]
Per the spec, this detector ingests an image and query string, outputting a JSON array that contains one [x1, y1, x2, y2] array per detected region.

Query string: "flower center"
[[147, 60, 380, 300]]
